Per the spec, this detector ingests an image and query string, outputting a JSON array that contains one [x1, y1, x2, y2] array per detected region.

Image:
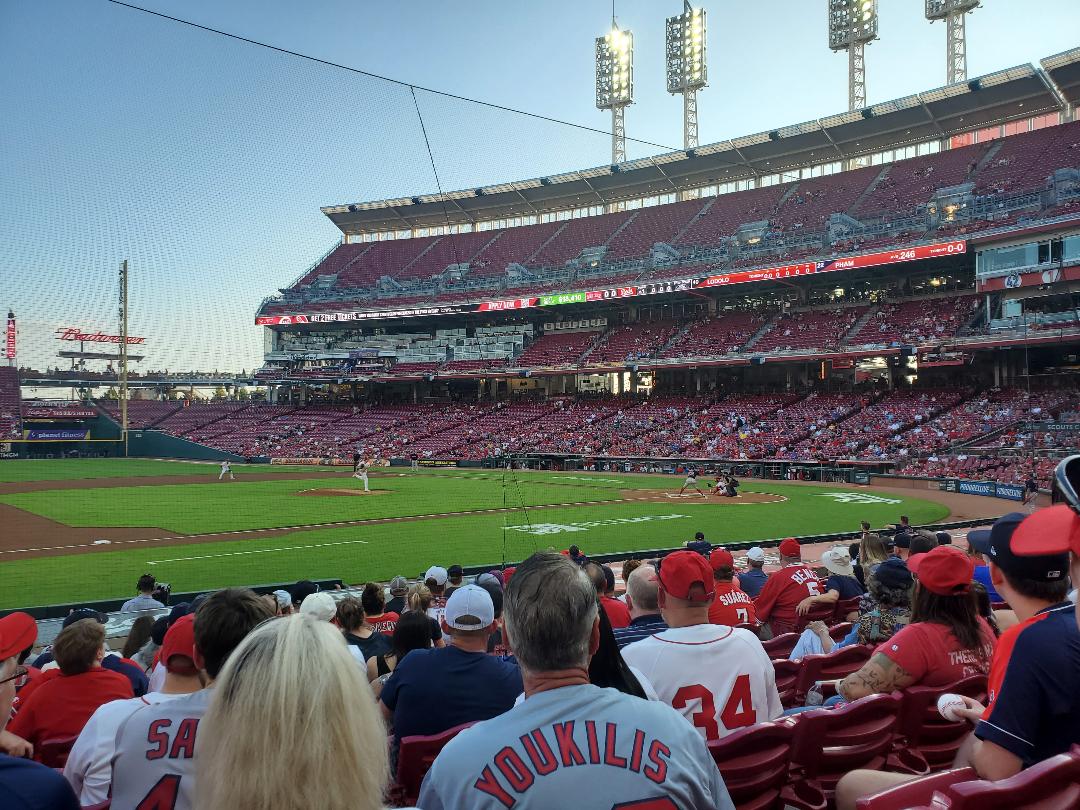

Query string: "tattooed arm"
[[837, 653, 916, 702]]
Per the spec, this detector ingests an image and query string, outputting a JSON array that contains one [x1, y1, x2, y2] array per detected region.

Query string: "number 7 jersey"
[[621, 625, 783, 740]]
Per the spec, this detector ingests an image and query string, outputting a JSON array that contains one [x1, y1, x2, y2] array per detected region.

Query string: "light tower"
[[665, 3, 707, 150], [596, 23, 634, 164], [827, 0, 879, 112], [925, 0, 980, 85]]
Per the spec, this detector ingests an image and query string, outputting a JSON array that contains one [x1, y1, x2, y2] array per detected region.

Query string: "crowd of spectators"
[[1, 505, 1078, 808]]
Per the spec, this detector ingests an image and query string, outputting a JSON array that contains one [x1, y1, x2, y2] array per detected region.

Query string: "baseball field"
[[0, 458, 998, 610]]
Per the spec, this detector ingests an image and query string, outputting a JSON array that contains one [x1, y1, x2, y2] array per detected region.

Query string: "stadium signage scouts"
[[55, 327, 146, 345]]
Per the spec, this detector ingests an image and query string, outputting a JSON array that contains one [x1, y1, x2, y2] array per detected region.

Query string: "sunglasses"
[[0, 666, 28, 687], [1051, 455, 1080, 516]]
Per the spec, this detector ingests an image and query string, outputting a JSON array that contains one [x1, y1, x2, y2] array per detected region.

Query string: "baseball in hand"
[[937, 693, 966, 721]]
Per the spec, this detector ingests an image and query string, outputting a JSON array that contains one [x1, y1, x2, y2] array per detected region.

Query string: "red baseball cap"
[[0, 612, 37, 661], [658, 551, 715, 602], [1011, 504, 1080, 558], [778, 538, 801, 559], [502, 566, 516, 584], [709, 548, 735, 571], [908, 546, 974, 596], [160, 614, 197, 675]]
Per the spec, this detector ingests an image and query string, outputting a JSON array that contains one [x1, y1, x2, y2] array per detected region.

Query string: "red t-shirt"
[[368, 611, 400, 636], [753, 564, 822, 633], [7, 668, 133, 750], [601, 596, 631, 629], [876, 619, 996, 688], [708, 582, 758, 627]]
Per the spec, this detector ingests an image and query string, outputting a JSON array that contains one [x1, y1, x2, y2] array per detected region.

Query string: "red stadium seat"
[[795, 603, 837, 632], [855, 768, 977, 810], [792, 645, 874, 705], [762, 632, 800, 659], [772, 659, 803, 708], [36, 735, 78, 768], [389, 722, 476, 807], [834, 598, 862, 621], [829, 622, 855, 641], [945, 750, 1080, 809], [894, 676, 988, 772], [788, 694, 927, 802], [707, 721, 826, 810]]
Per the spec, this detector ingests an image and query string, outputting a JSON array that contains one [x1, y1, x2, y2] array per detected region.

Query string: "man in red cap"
[[752, 538, 823, 636], [707, 549, 757, 627], [0, 612, 80, 810], [64, 614, 203, 806], [621, 551, 781, 741]]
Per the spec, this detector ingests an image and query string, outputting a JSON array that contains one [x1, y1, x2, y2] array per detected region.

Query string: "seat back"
[[762, 632, 800, 659], [834, 597, 862, 621], [772, 659, 802, 708], [896, 676, 988, 772], [796, 604, 837, 632], [37, 735, 79, 768], [946, 751, 1080, 809], [856, 768, 977, 810], [708, 721, 827, 810], [829, 621, 854, 641], [789, 693, 906, 799], [394, 722, 475, 805], [793, 645, 874, 705]]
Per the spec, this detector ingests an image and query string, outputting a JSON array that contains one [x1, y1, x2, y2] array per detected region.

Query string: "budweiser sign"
[[55, 327, 146, 345]]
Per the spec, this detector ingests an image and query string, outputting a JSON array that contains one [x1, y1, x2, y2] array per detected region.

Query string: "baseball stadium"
[[3, 1, 1080, 808]]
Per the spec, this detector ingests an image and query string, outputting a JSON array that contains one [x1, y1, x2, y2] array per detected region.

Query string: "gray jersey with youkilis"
[[110, 688, 212, 810], [418, 683, 734, 810]]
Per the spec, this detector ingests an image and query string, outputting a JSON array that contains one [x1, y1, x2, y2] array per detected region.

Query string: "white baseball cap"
[[746, 547, 766, 562], [425, 566, 449, 587], [443, 584, 495, 631], [299, 592, 337, 622]]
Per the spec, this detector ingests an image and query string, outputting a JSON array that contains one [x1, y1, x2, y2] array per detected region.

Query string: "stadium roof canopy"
[[322, 56, 1076, 237], [1042, 47, 1080, 109]]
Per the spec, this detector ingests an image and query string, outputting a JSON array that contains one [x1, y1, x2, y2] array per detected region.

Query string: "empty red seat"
[[788, 693, 927, 802], [772, 660, 803, 708], [389, 722, 475, 807], [707, 720, 826, 810], [762, 632, 800, 659], [894, 675, 988, 772]]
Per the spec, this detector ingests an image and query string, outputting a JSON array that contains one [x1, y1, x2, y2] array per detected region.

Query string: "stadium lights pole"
[[119, 259, 129, 457], [596, 22, 634, 164], [925, 0, 980, 85], [828, 0, 879, 113], [665, 2, 708, 151]]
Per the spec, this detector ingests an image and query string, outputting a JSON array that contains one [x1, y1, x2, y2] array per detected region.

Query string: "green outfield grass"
[[0, 461, 950, 609]]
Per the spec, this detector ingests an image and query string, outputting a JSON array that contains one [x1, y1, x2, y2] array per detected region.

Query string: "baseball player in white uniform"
[[622, 551, 783, 741], [218, 460, 234, 480], [678, 467, 706, 498], [353, 458, 370, 492]]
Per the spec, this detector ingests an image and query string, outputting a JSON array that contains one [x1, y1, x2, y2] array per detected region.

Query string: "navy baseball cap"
[[893, 532, 912, 550], [63, 608, 107, 628], [968, 513, 1069, 583], [873, 556, 912, 590]]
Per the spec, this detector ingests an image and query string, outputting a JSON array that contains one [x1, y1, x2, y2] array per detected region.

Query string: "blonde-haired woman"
[[196, 614, 389, 810]]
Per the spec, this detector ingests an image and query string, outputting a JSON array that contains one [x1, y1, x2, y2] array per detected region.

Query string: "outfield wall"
[[127, 429, 245, 462]]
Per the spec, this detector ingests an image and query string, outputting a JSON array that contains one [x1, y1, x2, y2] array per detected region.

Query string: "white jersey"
[[220, 461, 230, 471], [64, 691, 184, 806], [110, 688, 212, 810], [418, 683, 734, 810], [621, 624, 783, 741]]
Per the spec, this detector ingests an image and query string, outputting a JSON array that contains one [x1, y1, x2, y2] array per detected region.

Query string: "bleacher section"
[[98, 400, 181, 428], [753, 307, 870, 353], [659, 312, 768, 358], [846, 296, 979, 346], [514, 331, 600, 367]]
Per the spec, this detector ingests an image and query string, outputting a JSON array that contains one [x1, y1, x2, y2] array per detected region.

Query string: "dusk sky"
[[2, 0, 1078, 375]]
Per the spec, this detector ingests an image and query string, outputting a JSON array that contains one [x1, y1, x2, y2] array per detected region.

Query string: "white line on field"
[[147, 538, 369, 564]]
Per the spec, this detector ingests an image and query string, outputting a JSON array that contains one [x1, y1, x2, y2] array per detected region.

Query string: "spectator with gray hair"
[[612, 564, 668, 649], [418, 551, 734, 810]]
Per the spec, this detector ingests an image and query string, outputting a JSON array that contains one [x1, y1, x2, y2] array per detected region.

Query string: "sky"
[[2, 0, 1078, 375]]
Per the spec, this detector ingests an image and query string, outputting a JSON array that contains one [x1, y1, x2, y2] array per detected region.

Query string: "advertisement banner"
[[956, 480, 995, 497], [995, 483, 1024, 501], [23, 429, 90, 441], [55, 327, 146, 345], [5, 314, 14, 360], [23, 407, 97, 419], [255, 240, 967, 324], [269, 456, 352, 466]]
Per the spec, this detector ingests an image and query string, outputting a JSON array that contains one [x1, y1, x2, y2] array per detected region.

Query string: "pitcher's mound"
[[623, 490, 787, 506], [297, 488, 386, 497]]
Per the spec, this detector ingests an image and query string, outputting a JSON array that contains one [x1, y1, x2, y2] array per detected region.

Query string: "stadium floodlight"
[[827, 0, 879, 112], [596, 24, 634, 164], [665, 3, 707, 150], [925, 0, 980, 85]]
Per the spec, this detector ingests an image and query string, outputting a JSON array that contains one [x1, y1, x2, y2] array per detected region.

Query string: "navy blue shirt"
[[975, 603, 1080, 767], [381, 644, 522, 744], [739, 568, 769, 598], [612, 613, 669, 649], [0, 754, 80, 810], [826, 574, 864, 600]]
